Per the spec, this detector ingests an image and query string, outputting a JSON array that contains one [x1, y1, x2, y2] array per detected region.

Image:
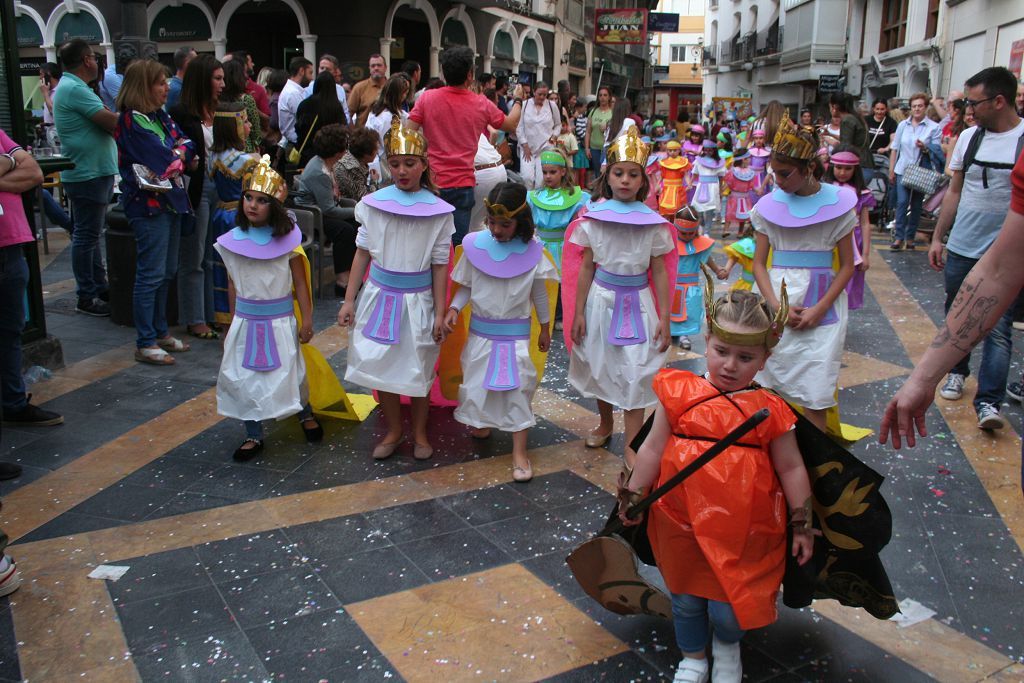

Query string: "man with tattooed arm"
[[881, 146, 1024, 491], [926, 67, 1024, 430]]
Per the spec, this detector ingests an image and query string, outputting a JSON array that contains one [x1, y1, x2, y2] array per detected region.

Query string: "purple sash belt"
[[772, 249, 838, 325], [732, 191, 753, 218], [694, 176, 717, 204], [363, 262, 432, 345], [594, 267, 648, 346], [234, 295, 294, 371], [469, 315, 531, 391]]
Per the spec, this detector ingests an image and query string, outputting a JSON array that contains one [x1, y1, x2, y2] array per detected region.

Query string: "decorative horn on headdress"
[[700, 264, 788, 349]]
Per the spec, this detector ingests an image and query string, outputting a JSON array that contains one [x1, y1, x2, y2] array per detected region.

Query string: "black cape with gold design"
[[616, 396, 899, 621]]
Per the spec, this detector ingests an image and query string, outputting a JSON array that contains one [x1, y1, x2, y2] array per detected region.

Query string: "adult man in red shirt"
[[882, 150, 1024, 490], [407, 46, 524, 244]]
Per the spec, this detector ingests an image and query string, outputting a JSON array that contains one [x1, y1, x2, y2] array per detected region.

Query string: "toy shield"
[[565, 533, 671, 619]]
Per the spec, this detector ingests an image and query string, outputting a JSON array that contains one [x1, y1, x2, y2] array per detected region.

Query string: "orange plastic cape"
[[437, 244, 560, 400], [646, 370, 796, 630], [560, 216, 679, 352]]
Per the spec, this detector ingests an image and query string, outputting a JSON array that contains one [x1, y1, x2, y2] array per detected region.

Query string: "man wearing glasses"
[[53, 39, 119, 317], [927, 67, 1024, 431]]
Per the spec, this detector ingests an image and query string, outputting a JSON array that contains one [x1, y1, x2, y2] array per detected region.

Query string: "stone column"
[[379, 37, 396, 73], [429, 45, 442, 79], [299, 34, 317, 62]]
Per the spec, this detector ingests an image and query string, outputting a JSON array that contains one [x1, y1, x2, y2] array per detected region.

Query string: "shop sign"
[[55, 12, 103, 44], [1010, 39, 1024, 79], [16, 15, 43, 48], [594, 9, 648, 45], [817, 74, 845, 93], [647, 13, 679, 33], [150, 5, 212, 42]]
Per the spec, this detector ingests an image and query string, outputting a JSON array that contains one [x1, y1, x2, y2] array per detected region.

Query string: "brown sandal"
[[135, 347, 175, 365]]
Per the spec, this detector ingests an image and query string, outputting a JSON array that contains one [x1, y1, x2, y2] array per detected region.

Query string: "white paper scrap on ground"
[[87, 565, 130, 582], [889, 598, 936, 628]]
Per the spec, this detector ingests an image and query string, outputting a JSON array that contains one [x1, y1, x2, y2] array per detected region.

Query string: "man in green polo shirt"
[[53, 38, 118, 317]]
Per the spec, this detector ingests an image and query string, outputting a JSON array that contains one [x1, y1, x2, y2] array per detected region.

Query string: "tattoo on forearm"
[[933, 278, 1000, 353]]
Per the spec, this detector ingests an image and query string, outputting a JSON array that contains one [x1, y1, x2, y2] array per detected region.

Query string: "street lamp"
[[691, 37, 704, 78]]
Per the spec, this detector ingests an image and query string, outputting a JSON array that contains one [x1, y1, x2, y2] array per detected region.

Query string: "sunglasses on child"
[[243, 193, 271, 205]]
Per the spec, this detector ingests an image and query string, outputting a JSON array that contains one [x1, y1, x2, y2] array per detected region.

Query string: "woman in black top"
[[865, 98, 898, 156], [167, 54, 223, 339], [295, 71, 347, 167]]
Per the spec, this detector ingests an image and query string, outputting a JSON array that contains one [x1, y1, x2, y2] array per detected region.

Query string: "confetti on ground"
[[87, 565, 131, 582], [889, 599, 937, 628]]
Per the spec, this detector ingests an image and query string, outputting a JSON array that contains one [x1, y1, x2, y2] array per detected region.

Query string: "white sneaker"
[[673, 657, 710, 683], [976, 402, 1006, 431], [711, 636, 742, 683], [939, 373, 965, 401]]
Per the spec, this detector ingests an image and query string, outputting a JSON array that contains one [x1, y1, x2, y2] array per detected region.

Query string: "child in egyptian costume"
[[445, 182, 560, 482], [338, 119, 454, 461], [669, 206, 719, 350], [657, 140, 692, 221], [526, 148, 590, 273], [561, 127, 677, 468], [214, 156, 324, 461]]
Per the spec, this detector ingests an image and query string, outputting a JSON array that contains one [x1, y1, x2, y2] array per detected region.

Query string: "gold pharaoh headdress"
[[701, 264, 788, 349], [384, 117, 427, 157], [605, 126, 650, 167], [243, 154, 287, 200], [772, 110, 817, 161], [483, 198, 528, 219]]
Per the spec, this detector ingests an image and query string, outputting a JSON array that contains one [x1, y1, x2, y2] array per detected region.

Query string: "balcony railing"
[[756, 22, 782, 58], [703, 46, 718, 66]]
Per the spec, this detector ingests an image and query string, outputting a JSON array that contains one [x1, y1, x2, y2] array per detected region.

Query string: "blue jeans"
[[244, 403, 313, 440], [893, 175, 924, 242], [64, 176, 113, 301], [589, 147, 605, 175], [671, 592, 745, 653], [0, 245, 29, 412], [439, 186, 475, 246], [943, 250, 1013, 410], [131, 212, 183, 349], [178, 176, 217, 326]]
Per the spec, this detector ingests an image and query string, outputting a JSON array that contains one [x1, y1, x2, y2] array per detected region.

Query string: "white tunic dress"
[[345, 200, 454, 396], [750, 203, 856, 410], [568, 219, 674, 410], [215, 247, 307, 421], [451, 247, 559, 432]]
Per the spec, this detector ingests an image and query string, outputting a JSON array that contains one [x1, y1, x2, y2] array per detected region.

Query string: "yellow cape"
[[291, 247, 376, 421]]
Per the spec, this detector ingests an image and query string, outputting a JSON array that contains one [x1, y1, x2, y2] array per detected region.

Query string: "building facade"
[[13, 0, 658, 103], [649, 0, 704, 124]]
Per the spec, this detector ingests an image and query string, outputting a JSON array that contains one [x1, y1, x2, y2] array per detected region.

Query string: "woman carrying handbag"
[[887, 93, 944, 250]]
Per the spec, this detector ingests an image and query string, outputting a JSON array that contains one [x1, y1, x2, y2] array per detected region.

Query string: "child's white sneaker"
[[673, 657, 709, 683], [711, 636, 742, 683]]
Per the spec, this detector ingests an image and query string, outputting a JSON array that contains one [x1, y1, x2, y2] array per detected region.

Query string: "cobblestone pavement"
[[0, 228, 1021, 682]]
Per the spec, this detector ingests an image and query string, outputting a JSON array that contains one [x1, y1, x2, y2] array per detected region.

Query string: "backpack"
[[961, 125, 1024, 189]]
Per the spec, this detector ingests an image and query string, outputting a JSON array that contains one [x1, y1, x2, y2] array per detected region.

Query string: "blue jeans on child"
[[244, 403, 314, 440], [671, 593, 745, 653], [943, 249, 1013, 410], [131, 212, 183, 349]]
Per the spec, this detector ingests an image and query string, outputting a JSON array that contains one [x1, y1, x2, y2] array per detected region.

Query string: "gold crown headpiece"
[[214, 110, 244, 120], [772, 110, 817, 161], [484, 198, 528, 220], [243, 154, 287, 200], [605, 126, 650, 167], [384, 117, 427, 157], [701, 264, 788, 349]]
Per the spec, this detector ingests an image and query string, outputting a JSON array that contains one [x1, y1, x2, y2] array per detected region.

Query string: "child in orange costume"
[[658, 140, 691, 221], [619, 279, 813, 683]]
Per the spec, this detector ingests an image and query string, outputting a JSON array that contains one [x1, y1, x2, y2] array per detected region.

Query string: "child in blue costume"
[[527, 148, 590, 273], [208, 103, 260, 326], [670, 206, 720, 350]]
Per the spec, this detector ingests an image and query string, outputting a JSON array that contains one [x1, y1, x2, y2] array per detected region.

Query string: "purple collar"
[[216, 225, 301, 259], [362, 185, 454, 217], [753, 184, 857, 228], [462, 231, 543, 278], [697, 156, 724, 170], [582, 199, 666, 226]]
